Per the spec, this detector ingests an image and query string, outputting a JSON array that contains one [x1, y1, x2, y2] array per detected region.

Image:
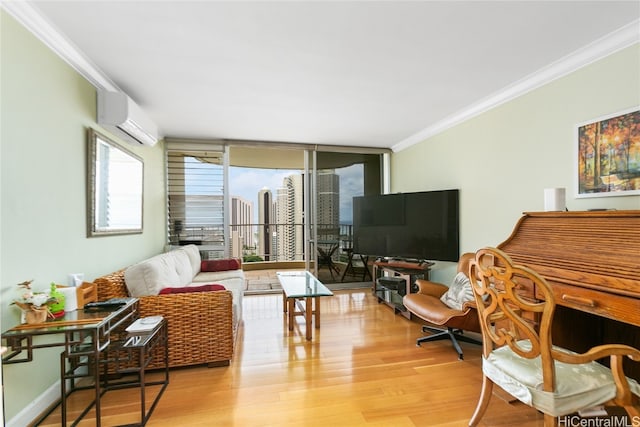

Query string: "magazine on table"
[[125, 315, 164, 334]]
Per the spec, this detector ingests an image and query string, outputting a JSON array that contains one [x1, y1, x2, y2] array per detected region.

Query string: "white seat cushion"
[[193, 270, 244, 283], [483, 339, 640, 416], [193, 271, 245, 322]]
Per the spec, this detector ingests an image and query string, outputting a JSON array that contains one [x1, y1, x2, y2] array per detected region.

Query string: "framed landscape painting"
[[576, 107, 640, 198]]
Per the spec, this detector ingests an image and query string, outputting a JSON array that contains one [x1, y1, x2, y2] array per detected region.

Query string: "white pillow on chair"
[[440, 272, 475, 310], [483, 339, 640, 416]]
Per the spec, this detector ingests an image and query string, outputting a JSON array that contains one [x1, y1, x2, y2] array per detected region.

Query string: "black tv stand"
[[373, 260, 433, 319], [377, 256, 429, 265]]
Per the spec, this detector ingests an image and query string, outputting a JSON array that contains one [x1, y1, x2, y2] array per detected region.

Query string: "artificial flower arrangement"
[[12, 280, 65, 324]]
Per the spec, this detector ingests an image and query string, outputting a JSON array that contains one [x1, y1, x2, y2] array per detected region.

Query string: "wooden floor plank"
[[37, 289, 544, 426]]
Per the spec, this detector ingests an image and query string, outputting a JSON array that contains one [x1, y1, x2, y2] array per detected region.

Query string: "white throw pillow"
[[440, 272, 475, 310], [179, 244, 202, 275]]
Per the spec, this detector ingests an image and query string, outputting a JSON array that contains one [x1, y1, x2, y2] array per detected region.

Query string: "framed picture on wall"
[[575, 106, 640, 198]]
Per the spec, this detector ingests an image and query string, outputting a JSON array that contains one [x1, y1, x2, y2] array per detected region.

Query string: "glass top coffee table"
[[277, 271, 333, 340]]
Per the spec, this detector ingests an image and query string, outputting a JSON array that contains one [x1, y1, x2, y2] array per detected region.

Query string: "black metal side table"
[[101, 318, 169, 426], [2, 298, 138, 426], [2, 300, 169, 426]]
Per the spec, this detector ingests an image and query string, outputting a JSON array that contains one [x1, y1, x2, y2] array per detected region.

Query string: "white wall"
[[391, 44, 640, 283], [0, 11, 167, 421]]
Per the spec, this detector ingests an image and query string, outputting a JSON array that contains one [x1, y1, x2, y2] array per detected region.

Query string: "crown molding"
[[392, 19, 640, 153], [1, 1, 119, 91], [3, 2, 638, 152]]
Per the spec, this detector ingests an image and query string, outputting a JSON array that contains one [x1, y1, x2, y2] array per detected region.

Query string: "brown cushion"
[[403, 293, 465, 325]]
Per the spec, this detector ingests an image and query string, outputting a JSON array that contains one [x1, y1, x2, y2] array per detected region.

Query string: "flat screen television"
[[352, 189, 459, 262]]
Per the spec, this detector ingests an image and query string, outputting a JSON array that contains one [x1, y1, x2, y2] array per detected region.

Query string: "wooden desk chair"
[[467, 247, 640, 427]]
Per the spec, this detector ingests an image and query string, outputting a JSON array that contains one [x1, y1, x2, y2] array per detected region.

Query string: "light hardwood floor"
[[39, 290, 544, 426]]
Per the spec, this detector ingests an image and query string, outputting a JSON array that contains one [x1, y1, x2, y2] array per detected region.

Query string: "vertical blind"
[[167, 150, 225, 252]]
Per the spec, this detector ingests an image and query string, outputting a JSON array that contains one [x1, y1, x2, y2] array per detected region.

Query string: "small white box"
[[544, 188, 566, 211]]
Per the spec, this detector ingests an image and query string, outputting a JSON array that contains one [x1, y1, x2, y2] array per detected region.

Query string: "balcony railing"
[[234, 222, 353, 263], [173, 222, 353, 263], [170, 223, 356, 275]]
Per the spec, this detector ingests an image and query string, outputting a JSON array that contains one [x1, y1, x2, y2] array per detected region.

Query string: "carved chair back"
[[468, 247, 557, 392]]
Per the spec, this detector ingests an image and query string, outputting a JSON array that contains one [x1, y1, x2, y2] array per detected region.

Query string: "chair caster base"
[[415, 326, 481, 359]]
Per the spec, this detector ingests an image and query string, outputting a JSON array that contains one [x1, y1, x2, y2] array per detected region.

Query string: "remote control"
[[84, 298, 130, 310]]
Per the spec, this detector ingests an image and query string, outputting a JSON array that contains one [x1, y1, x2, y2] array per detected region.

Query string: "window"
[[166, 145, 227, 258]]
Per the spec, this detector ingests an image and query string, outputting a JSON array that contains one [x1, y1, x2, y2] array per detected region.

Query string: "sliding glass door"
[[227, 145, 304, 264], [306, 150, 382, 284], [166, 140, 386, 285]]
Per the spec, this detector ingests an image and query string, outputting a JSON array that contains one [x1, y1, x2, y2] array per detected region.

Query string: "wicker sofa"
[[93, 245, 244, 368]]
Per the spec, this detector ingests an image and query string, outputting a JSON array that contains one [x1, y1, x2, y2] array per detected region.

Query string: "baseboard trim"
[[6, 380, 60, 427]]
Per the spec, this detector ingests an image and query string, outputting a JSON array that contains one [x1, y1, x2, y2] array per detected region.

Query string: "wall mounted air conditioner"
[[97, 90, 159, 146]]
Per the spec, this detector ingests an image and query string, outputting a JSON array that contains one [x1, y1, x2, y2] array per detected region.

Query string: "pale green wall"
[[1, 12, 167, 421], [392, 44, 640, 283]]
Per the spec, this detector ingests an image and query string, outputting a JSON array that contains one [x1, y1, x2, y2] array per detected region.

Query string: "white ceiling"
[[10, 1, 640, 150]]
